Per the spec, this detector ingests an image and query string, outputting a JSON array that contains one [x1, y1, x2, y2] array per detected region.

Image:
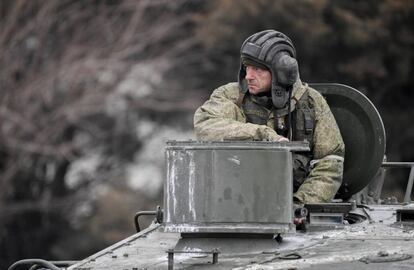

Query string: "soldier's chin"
[[248, 85, 256, 91], [248, 87, 262, 95]]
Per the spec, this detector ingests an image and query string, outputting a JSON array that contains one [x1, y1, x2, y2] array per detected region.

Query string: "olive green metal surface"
[[164, 141, 309, 234]]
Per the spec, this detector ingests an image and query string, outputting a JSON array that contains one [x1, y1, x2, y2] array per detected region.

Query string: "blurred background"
[[1, 0, 413, 268]]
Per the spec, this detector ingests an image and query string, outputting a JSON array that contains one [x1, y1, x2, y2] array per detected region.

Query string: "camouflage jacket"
[[194, 81, 345, 204]]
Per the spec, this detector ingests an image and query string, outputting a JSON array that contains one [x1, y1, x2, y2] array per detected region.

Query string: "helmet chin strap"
[[287, 86, 293, 141], [273, 86, 293, 140]]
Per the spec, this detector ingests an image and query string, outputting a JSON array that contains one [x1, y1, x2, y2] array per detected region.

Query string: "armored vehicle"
[[8, 84, 414, 270]]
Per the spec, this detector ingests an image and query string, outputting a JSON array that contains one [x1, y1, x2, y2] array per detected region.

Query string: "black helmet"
[[239, 30, 299, 109]]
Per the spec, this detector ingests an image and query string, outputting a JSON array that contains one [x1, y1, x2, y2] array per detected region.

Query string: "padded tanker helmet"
[[239, 30, 299, 109]]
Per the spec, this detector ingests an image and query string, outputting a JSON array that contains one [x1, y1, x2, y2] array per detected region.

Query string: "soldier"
[[194, 30, 345, 205]]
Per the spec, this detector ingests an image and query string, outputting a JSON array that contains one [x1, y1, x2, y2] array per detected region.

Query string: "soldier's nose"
[[245, 69, 254, 80]]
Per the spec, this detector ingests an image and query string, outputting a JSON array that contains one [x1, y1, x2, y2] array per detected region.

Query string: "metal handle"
[[134, 206, 163, 232], [8, 259, 66, 270], [381, 162, 414, 203], [167, 249, 220, 270]]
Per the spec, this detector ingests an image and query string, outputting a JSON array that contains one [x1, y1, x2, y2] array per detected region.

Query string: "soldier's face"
[[245, 65, 272, 95]]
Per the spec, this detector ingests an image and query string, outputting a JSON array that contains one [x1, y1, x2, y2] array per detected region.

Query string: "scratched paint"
[[165, 151, 173, 222], [228, 155, 241, 165], [188, 151, 196, 221]]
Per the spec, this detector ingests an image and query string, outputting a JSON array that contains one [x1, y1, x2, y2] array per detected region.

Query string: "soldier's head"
[[239, 30, 299, 108]]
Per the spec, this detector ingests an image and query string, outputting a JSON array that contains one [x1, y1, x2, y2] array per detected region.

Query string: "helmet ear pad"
[[270, 52, 298, 109], [272, 52, 299, 87]]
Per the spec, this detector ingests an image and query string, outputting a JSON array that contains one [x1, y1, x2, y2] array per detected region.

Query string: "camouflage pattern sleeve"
[[194, 83, 284, 141], [293, 88, 345, 203]]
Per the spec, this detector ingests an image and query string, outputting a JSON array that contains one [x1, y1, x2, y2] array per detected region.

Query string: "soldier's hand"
[[276, 136, 289, 142], [293, 217, 306, 225], [261, 128, 289, 142]]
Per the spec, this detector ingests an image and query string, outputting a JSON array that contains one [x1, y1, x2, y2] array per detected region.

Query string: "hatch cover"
[[310, 83, 386, 199]]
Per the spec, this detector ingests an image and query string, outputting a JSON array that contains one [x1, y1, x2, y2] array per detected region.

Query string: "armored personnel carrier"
[[8, 84, 414, 270]]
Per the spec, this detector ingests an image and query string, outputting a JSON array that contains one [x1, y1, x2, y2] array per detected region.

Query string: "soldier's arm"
[[293, 91, 345, 203], [194, 83, 284, 141]]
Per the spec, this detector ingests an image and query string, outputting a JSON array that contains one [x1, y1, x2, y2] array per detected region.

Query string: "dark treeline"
[[0, 0, 413, 268]]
